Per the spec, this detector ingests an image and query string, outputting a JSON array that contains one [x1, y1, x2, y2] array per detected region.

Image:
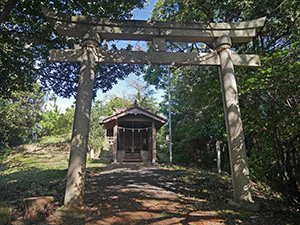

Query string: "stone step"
[[124, 157, 142, 161], [123, 158, 142, 162], [124, 155, 141, 158], [123, 150, 142, 162], [125, 152, 141, 155], [125, 150, 141, 153]]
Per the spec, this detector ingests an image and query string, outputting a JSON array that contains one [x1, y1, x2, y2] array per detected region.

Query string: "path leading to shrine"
[[6, 146, 295, 225], [81, 164, 228, 225], [5, 144, 298, 224]]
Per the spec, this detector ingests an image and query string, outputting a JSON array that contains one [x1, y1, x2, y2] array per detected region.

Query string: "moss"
[[55, 206, 91, 224], [0, 202, 11, 225]]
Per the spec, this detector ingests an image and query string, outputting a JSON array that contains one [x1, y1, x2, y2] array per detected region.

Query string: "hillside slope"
[[0, 143, 299, 224]]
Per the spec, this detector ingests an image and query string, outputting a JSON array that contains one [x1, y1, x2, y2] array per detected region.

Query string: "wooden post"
[[215, 36, 253, 203], [139, 129, 142, 148], [148, 128, 151, 160], [132, 122, 134, 153], [152, 122, 156, 163], [122, 129, 125, 150], [64, 31, 100, 208], [113, 122, 118, 163], [131, 130, 134, 153]]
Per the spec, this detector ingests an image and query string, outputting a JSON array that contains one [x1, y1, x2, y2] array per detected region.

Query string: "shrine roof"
[[100, 103, 167, 129]]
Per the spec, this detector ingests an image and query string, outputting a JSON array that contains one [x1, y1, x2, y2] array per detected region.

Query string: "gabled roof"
[[100, 104, 167, 129]]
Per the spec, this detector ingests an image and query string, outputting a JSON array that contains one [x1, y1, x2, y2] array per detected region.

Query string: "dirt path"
[[81, 163, 224, 225]]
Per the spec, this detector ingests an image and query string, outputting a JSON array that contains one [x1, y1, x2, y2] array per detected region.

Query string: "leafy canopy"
[[0, 84, 45, 146], [0, 0, 146, 99], [147, 0, 300, 204]]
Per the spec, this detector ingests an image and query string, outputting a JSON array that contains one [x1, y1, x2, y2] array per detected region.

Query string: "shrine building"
[[100, 102, 167, 163]]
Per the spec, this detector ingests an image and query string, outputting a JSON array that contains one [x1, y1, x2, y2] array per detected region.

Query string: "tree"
[[156, 65, 228, 167], [146, 0, 300, 204], [0, 84, 45, 147], [127, 76, 159, 113], [1, 0, 147, 209], [88, 100, 110, 155], [0, 0, 146, 99], [40, 99, 74, 138], [102, 76, 159, 113], [105, 95, 133, 113]]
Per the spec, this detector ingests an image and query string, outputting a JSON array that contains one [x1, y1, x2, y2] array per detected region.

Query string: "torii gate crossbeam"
[[43, 7, 265, 209]]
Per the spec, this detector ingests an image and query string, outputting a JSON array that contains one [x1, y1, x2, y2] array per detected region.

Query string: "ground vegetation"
[[145, 0, 300, 204]]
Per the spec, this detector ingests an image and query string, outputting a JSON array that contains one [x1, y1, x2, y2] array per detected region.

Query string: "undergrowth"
[[158, 163, 300, 225], [1, 144, 300, 224], [0, 142, 108, 220]]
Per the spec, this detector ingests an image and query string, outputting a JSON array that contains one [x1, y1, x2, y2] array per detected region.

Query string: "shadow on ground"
[[80, 163, 234, 225]]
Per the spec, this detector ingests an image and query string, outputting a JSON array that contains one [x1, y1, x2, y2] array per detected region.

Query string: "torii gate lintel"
[[43, 7, 265, 208], [48, 48, 261, 67]]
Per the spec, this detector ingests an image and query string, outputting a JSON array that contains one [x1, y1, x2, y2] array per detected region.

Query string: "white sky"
[[54, 0, 162, 112]]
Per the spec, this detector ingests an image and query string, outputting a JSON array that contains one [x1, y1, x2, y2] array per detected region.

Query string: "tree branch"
[[0, 0, 19, 23]]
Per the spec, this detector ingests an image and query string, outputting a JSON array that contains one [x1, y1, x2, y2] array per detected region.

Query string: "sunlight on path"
[[84, 164, 225, 225]]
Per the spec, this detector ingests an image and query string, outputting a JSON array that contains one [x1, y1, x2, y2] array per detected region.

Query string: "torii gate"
[[42, 7, 265, 208]]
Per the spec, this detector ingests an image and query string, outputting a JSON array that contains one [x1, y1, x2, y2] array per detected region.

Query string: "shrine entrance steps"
[[123, 149, 142, 163]]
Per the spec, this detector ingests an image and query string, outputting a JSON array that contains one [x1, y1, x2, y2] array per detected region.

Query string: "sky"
[[54, 0, 162, 112]]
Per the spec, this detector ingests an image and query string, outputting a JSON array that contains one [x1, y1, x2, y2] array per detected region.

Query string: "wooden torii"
[[43, 7, 265, 208]]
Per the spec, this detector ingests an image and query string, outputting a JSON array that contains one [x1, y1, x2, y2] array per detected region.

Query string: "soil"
[[10, 162, 299, 224], [59, 163, 227, 225]]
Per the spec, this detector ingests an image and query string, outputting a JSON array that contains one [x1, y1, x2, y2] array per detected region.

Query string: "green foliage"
[[0, 202, 11, 225], [239, 47, 300, 203], [147, 0, 300, 204], [40, 135, 72, 144], [0, 143, 70, 212], [88, 100, 109, 154], [156, 66, 227, 168], [103, 76, 159, 113], [104, 95, 133, 113], [40, 101, 74, 138], [0, 0, 146, 99], [0, 84, 45, 147], [127, 76, 159, 113]]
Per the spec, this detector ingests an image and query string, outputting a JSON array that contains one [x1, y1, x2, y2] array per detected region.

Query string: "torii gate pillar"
[[64, 31, 100, 208], [215, 36, 252, 203]]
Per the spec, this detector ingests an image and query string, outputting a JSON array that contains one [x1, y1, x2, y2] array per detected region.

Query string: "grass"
[[40, 134, 72, 144], [1, 143, 299, 224], [158, 163, 300, 225], [0, 142, 109, 217], [0, 143, 69, 211]]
